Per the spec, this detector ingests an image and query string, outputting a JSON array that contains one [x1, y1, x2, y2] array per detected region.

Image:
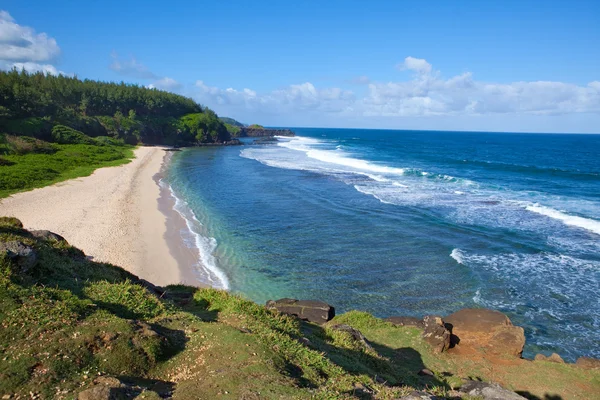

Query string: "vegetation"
[[248, 124, 265, 129], [0, 69, 231, 146], [1, 219, 597, 399], [0, 133, 133, 198], [219, 117, 245, 127]]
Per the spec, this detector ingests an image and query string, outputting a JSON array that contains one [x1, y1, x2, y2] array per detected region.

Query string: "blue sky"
[[1, 0, 599, 132]]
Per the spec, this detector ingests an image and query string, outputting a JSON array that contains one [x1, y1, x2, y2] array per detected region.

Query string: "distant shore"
[[0, 146, 200, 287]]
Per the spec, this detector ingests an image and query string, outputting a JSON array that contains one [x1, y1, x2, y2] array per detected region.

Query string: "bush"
[[0, 216, 23, 228], [1, 135, 56, 155], [51, 125, 96, 145], [94, 136, 125, 146], [0, 117, 52, 140]]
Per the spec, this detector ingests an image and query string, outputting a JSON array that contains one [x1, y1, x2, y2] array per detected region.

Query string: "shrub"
[[51, 125, 96, 145], [0, 216, 23, 228], [1, 135, 56, 155]]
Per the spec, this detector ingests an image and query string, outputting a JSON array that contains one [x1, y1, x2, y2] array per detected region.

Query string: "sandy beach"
[[0, 146, 199, 287]]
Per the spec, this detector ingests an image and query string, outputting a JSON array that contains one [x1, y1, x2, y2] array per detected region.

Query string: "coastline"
[[0, 146, 200, 287]]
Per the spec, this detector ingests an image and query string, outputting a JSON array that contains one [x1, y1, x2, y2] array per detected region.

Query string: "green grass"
[[0, 137, 134, 198], [0, 218, 598, 399]]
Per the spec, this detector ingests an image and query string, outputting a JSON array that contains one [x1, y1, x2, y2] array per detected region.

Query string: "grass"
[[0, 217, 598, 399], [0, 134, 134, 198]]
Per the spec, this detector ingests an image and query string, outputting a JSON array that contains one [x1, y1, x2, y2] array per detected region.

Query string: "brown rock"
[[266, 298, 335, 324], [534, 353, 565, 363], [421, 315, 450, 353], [385, 316, 424, 327], [576, 356, 600, 369], [444, 308, 525, 357]]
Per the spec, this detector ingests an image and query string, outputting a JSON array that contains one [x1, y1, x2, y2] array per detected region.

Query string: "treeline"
[[0, 69, 230, 145]]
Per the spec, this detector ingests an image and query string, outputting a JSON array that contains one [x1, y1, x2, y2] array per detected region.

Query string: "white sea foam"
[[166, 183, 230, 289], [526, 203, 600, 235], [450, 248, 465, 264]]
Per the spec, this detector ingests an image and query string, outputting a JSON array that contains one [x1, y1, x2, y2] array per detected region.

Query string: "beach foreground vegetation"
[[0, 217, 597, 399]]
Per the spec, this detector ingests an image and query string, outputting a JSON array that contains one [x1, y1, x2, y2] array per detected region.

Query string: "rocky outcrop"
[[444, 308, 525, 357], [576, 356, 600, 369], [0, 241, 37, 273], [534, 353, 565, 363], [30, 230, 67, 243], [459, 380, 526, 399], [239, 127, 295, 137], [266, 298, 335, 324], [421, 315, 451, 353]]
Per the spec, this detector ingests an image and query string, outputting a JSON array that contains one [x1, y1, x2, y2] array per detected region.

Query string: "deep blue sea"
[[165, 128, 600, 361]]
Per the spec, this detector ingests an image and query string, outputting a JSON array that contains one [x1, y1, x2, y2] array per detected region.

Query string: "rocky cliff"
[[238, 127, 295, 137]]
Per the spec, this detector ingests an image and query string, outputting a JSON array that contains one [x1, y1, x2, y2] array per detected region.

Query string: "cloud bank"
[[0, 10, 63, 74], [194, 57, 600, 124]]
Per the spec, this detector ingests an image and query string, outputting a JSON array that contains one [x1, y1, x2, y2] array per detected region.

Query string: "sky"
[[1, 0, 599, 133]]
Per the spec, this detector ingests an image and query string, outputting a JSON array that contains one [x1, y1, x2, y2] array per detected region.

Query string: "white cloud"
[[399, 56, 432, 74], [109, 52, 158, 79], [0, 10, 64, 75], [194, 80, 355, 115], [147, 77, 182, 91], [0, 11, 60, 63], [190, 58, 599, 132], [9, 61, 63, 75]]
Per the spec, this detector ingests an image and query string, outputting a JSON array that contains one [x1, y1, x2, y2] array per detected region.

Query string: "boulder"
[[444, 308, 525, 357], [0, 241, 37, 273], [330, 324, 372, 351], [421, 315, 451, 353], [534, 353, 565, 363], [385, 316, 424, 327], [30, 230, 67, 244], [397, 390, 439, 399], [78, 377, 126, 400], [266, 298, 335, 324], [576, 356, 600, 370], [459, 380, 526, 400]]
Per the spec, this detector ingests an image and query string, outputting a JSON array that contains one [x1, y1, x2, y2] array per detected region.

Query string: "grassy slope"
[[0, 139, 134, 198], [0, 218, 598, 399]]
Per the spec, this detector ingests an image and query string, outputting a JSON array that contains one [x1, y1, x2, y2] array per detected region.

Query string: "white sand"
[[0, 146, 185, 286]]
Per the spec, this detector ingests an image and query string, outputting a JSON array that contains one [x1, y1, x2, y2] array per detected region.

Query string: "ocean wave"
[[165, 182, 230, 289], [526, 204, 600, 235], [450, 248, 600, 359]]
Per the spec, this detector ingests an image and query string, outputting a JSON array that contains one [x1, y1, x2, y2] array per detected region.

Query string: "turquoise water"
[[166, 128, 600, 361]]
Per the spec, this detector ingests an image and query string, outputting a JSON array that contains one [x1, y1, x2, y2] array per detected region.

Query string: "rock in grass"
[[444, 308, 525, 357], [534, 353, 565, 363], [385, 316, 424, 327], [397, 390, 440, 399], [421, 315, 451, 353], [266, 298, 335, 324], [330, 324, 372, 351], [30, 230, 68, 244], [77, 377, 125, 400], [0, 241, 37, 273], [576, 356, 600, 369], [459, 380, 526, 399]]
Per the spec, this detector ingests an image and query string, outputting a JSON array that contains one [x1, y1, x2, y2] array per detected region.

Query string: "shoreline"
[[0, 146, 201, 287], [155, 151, 210, 288], [157, 150, 229, 289]]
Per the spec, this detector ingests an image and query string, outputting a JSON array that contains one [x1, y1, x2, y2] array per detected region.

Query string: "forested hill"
[[0, 70, 230, 145]]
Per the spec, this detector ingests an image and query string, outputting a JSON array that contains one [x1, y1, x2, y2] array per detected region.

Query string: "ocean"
[[165, 128, 600, 361]]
